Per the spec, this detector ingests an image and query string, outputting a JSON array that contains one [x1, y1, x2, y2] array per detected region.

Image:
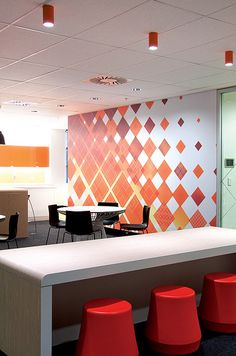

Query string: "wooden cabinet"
[[0, 190, 28, 238]]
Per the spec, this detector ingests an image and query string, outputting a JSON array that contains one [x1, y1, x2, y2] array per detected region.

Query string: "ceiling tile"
[[71, 48, 155, 73], [0, 62, 57, 81], [16, 0, 146, 37], [0, 26, 66, 60], [28, 38, 113, 67], [210, 3, 236, 25], [31, 68, 93, 86], [158, 0, 236, 15], [0, 0, 40, 23], [75, 1, 200, 47]]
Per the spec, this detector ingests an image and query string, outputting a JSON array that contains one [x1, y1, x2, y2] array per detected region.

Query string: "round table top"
[[0, 214, 6, 222], [58, 206, 125, 214]]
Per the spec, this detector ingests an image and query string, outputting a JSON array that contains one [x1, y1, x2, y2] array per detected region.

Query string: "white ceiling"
[[1, 0, 236, 117]]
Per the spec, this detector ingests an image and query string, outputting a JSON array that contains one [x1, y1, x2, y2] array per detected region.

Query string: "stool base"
[[147, 338, 200, 355], [201, 319, 236, 333]]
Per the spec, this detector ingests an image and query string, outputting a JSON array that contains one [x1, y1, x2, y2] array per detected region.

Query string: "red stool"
[[76, 298, 138, 356], [199, 272, 236, 333], [145, 285, 201, 355]]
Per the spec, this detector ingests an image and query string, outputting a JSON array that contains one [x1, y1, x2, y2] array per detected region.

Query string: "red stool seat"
[[76, 298, 138, 356], [145, 285, 201, 355], [199, 272, 236, 333]]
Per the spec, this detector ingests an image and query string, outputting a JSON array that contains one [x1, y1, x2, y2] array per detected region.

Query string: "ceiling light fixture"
[[149, 32, 158, 51], [225, 50, 233, 67], [43, 4, 54, 28]]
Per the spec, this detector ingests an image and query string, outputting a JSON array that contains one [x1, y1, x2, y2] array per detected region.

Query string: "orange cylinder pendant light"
[[149, 32, 158, 51], [225, 50, 233, 66], [43, 4, 54, 28]]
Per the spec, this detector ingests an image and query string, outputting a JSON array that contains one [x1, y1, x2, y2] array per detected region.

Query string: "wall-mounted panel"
[[0, 145, 49, 167], [68, 91, 217, 233]]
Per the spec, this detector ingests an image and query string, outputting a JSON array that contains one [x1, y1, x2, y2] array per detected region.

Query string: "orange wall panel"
[[0, 145, 49, 167]]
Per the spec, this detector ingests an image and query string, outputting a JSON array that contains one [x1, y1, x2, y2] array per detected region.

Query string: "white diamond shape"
[[125, 130, 135, 145], [103, 115, 109, 125], [167, 197, 179, 214], [114, 133, 121, 144], [139, 174, 147, 186], [127, 176, 132, 184], [126, 152, 133, 164], [115, 155, 120, 162], [137, 127, 149, 146], [138, 151, 148, 165], [93, 117, 96, 125], [104, 136, 108, 143]]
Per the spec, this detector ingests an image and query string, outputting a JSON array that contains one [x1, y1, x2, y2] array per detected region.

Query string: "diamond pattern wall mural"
[[68, 91, 217, 232]]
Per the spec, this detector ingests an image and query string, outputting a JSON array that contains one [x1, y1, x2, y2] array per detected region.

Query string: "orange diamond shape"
[[173, 207, 189, 229], [154, 205, 174, 231], [144, 138, 156, 157], [157, 160, 172, 181], [140, 179, 158, 206], [157, 182, 172, 204], [193, 164, 203, 178], [90, 173, 109, 202], [212, 192, 216, 204], [176, 140, 185, 153], [159, 139, 170, 156], [142, 159, 158, 180], [74, 176, 86, 199], [113, 173, 133, 207], [130, 117, 142, 136], [189, 210, 206, 228], [160, 117, 169, 130], [173, 184, 188, 206]]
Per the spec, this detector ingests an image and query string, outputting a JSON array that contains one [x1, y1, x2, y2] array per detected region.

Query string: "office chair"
[[97, 202, 119, 227], [62, 210, 102, 242], [0, 212, 20, 248], [120, 205, 150, 234], [46, 204, 66, 244]]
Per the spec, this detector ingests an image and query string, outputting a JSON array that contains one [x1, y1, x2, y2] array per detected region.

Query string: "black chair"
[[120, 205, 150, 234], [0, 212, 19, 248], [62, 210, 102, 242], [46, 204, 66, 244], [97, 202, 119, 227]]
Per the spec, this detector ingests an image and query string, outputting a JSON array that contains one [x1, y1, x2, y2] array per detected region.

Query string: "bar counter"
[[1, 227, 236, 356]]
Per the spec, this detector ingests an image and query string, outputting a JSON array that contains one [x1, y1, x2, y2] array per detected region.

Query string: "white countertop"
[[1, 227, 236, 287]]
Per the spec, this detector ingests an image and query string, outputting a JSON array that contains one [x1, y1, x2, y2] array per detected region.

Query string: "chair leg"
[[46, 227, 51, 245], [7, 241, 10, 249], [71, 234, 74, 242], [56, 229, 60, 244], [15, 239, 19, 248], [62, 231, 66, 243]]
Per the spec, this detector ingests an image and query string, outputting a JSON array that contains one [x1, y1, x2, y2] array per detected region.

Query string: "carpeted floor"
[[1, 222, 236, 355]]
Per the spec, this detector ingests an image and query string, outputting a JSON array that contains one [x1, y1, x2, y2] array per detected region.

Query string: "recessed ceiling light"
[[132, 88, 142, 92], [90, 97, 100, 101], [57, 104, 65, 107], [3, 100, 37, 106]]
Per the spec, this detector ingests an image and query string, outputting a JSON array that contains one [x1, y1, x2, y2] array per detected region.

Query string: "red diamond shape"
[[191, 188, 205, 206], [178, 118, 184, 127], [160, 117, 169, 130], [190, 210, 206, 227], [159, 139, 170, 156], [174, 163, 187, 180], [91, 173, 109, 202], [116, 118, 130, 139], [102, 153, 120, 186], [113, 173, 133, 207], [154, 205, 174, 231], [195, 141, 202, 151], [129, 137, 143, 160], [130, 117, 142, 136], [81, 153, 98, 185], [144, 117, 155, 133]]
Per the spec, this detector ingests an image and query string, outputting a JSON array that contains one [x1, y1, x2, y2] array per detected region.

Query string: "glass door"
[[220, 89, 236, 228]]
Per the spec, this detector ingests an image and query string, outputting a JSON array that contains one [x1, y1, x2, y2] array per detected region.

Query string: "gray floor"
[[0, 221, 130, 250]]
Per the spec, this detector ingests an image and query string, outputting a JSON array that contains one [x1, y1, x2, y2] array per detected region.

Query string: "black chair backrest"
[[97, 202, 119, 207], [66, 211, 93, 235], [48, 204, 60, 226], [8, 212, 19, 240], [142, 206, 150, 226]]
